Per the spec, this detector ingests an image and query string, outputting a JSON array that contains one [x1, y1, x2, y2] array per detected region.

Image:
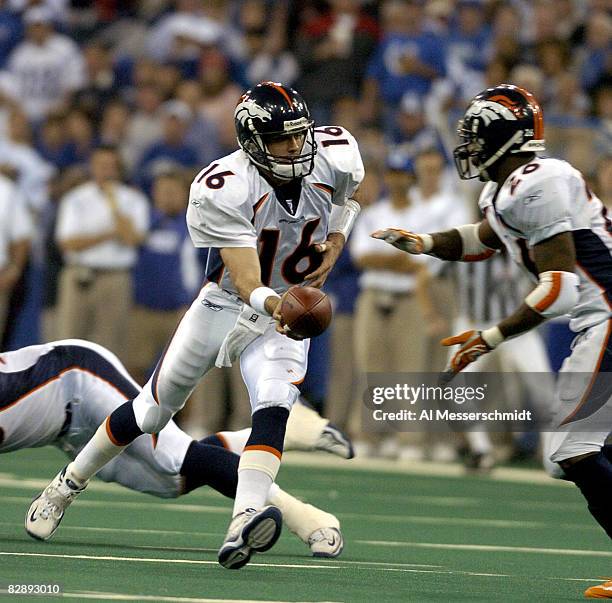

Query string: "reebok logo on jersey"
[[202, 300, 223, 312]]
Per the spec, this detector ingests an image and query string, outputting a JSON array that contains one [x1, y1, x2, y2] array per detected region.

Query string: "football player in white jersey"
[[3, 339, 350, 555], [30, 82, 364, 569], [373, 84, 612, 542]]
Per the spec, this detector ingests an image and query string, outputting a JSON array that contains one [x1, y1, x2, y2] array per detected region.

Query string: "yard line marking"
[[0, 522, 220, 538], [0, 496, 228, 514], [1, 591, 339, 603], [358, 540, 612, 558], [0, 551, 344, 570], [282, 452, 572, 487]]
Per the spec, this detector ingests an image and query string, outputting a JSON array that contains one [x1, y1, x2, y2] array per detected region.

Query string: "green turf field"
[[1, 448, 610, 602]]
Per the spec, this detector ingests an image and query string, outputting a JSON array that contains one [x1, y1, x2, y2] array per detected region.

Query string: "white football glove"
[[371, 228, 432, 254]]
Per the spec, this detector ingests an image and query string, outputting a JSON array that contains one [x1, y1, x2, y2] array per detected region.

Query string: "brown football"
[[280, 286, 333, 338]]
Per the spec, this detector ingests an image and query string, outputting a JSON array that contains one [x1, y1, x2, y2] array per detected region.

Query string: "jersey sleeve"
[[186, 172, 257, 249], [316, 126, 365, 206], [500, 175, 573, 246]]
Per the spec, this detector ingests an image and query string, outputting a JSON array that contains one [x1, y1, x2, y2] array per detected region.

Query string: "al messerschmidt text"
[[372, 409, 533, 422]]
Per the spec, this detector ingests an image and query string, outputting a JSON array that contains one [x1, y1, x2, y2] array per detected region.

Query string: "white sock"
[[232, 448, 281, 516], [232, 468, 272, 516], [68, 418, 127, 482], [465, 429, 493, 455], [267, 485, 339, 542], [217, 429, 250, 454]]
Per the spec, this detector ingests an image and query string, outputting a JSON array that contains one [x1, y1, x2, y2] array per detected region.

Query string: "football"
[[280, 286, 332, 339]]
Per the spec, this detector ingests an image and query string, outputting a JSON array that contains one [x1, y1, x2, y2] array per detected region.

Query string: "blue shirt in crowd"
[[324, 246, 360, 315], [133, 208, 191, 311], [366, 32, 446, 105]]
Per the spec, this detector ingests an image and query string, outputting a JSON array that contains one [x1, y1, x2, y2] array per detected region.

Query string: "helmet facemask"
[[249, 122, 317, 182]]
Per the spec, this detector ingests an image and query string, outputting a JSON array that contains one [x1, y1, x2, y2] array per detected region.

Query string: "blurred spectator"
[[388, 92, 447, 170], [64, 108, 97, 166], [295, 0, 378, 124], [146, 0, 242, 69], [536, 40, 590, 121], [595, 155, 612, 209], [408, 147, 470, 369], [446, 0, 492, 102], [73, 41, 120, 121], [240, 0, 298, 87], [6, 6, 85, 122], [175, 79, 222, 166], [36, 113, 78, 170], [123, 82, 164, 172], [575, 10, 612, 94], [198, 48, 242, 153], [99, 100, 131, 148], [350, 158, 430, 444], [0, 174, 32, 339], [593, 82, 612, 155], [136, 99, 199, 194], [323, 244, 361, 434], [0, 107, 55, 214], [361, 0, 445, 130], [489, 3, 522, 72], [0, 1, 23, 68], [127, 170, 193, 384], [54, 146, 149, 359]]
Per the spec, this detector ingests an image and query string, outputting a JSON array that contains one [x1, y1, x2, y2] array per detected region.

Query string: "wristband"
[[249, 286, 280, 316], [481, 325, 504, 349], [420, 233, 434, 253]]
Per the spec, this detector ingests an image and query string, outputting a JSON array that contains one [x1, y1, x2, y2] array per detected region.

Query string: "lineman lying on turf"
[[0, 339, 352, 555]]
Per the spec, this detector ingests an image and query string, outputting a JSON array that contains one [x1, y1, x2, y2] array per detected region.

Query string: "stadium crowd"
[[0, 0, 611, 462]]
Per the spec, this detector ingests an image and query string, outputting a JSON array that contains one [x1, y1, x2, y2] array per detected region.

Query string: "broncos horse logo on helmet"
[[453, 84, 545, 181], [234, 81, 317, 182]]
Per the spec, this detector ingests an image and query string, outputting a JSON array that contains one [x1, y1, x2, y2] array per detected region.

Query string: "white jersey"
[[0, 340, 139, 453], [187, 126, 364, 295], [7, 34, 86, 120], [479, 157, 612, 332]]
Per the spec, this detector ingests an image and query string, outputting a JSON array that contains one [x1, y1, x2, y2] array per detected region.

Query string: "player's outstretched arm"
[[371, 219, 502, 262], [220, 247, 282, 316], [442, 232, 579, 378]]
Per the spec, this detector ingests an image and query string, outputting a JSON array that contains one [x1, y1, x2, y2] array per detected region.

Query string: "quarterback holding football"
[[29, 81, 364, 569]]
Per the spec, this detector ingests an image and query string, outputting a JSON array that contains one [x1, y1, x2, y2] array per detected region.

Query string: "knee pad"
[[254, 378, 299, 413], [132, 388, 174, 434]]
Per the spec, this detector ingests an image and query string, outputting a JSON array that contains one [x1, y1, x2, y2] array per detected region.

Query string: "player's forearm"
[[496, 303, 546, 340], [429, 229, 463, 261]]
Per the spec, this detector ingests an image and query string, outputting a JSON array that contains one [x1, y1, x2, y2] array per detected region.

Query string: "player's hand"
[[371, 228, 427, 254], [440, 330, 493, 381], [305, 234, 344, 288], [272, 291, 304, 340]]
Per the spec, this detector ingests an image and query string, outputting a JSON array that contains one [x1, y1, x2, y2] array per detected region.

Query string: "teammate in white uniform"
[[373, 84, 612, 543], [30, 82, 364, 569], [3, 339, 349, 555]]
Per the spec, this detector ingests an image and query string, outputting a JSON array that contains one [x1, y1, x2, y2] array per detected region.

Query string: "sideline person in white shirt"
[[55, 146, 149, 360]]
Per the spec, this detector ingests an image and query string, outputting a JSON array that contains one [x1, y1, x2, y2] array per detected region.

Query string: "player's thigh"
[[240, 325, 308, 413], [133, 285, 240, 429], [548, 320, 612, 463], [98, 420, 192, 498]]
